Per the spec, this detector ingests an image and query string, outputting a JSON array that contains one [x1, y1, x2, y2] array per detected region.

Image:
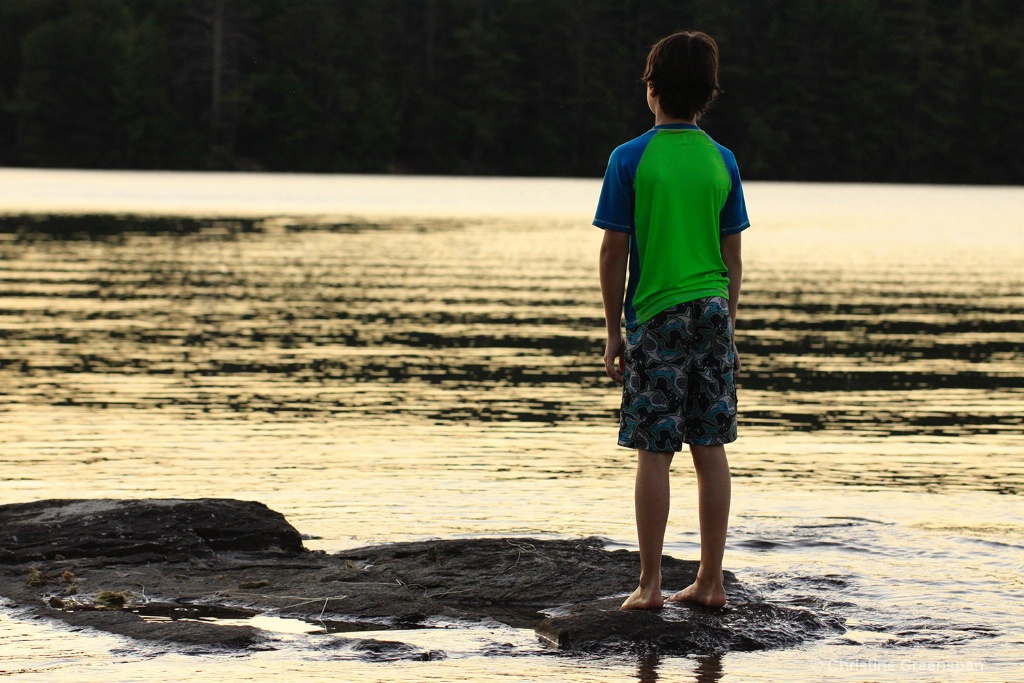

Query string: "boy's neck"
[[648, 89, 698, 126], [654, 112, 697, 126]]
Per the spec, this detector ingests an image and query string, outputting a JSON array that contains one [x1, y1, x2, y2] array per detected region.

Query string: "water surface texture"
[[1, 173, 1022, 682]]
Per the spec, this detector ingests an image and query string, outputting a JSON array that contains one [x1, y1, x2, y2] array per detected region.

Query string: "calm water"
[[0, 170, 1022, 681]]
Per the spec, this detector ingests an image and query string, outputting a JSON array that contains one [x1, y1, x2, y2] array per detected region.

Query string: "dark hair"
[[642, 31, 722, 121]]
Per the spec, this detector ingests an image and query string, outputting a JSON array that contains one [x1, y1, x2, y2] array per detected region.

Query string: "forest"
[[0, 0, 1021, 184]]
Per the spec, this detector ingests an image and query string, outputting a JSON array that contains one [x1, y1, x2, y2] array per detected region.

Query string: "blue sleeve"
[[594, 136, 649, 233], [715, 144, 750, 236]]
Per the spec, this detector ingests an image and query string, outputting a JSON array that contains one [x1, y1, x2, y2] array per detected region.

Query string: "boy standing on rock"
[[595, 31, 749, 610]]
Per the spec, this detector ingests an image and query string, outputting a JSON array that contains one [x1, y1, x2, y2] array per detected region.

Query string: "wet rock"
[[537, 597, 842, 654], [0, 499, 842, 655], [55, 608, 261, 649], [0, 499, 303, 563], [321, 637, 445, 662]]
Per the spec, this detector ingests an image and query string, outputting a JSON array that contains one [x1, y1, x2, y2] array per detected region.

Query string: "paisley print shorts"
[[618, 296, 737, 451]]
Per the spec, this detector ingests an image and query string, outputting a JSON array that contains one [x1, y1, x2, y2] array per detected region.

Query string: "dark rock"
[[335, 537, 761, 607], [328, 637, 445, 662], [55, 608, 261, 649], [537, 596, 842, 654], [0, 499, 843, 655], [0, 499, 303, 563]]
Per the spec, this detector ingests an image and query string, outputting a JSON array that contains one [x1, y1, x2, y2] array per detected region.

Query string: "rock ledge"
[[0, 499, 843, 656]]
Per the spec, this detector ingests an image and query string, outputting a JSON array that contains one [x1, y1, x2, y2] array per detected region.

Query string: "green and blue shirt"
[[594, 123, 750, 329]]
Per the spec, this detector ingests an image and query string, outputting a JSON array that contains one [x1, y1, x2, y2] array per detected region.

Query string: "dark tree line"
[[0, 0, 1021, 183]]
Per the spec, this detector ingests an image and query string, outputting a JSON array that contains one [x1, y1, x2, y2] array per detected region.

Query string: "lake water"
[[0, 169, 1022, 681]]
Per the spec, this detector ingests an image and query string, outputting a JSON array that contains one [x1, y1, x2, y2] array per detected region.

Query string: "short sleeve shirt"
[[594, 123, 749, 329]]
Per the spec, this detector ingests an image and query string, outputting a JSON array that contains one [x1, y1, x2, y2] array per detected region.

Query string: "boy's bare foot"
[[619, 585, 665, 610], [667, 581, 727, 609]]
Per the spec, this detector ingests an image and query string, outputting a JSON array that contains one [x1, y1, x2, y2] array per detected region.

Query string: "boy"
[[594, 31, 749, 610]]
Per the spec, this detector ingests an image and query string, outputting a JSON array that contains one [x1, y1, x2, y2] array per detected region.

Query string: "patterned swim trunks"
[[618, 296, 737, 451]]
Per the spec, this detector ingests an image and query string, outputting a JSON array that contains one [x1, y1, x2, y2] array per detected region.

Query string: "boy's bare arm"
[[599, 229, 629, 384], [720, 232, 743, 372]]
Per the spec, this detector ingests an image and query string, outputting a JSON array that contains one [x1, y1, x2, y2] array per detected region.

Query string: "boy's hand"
[[732, 339, 742, 375], [605, 334, 626, 385]]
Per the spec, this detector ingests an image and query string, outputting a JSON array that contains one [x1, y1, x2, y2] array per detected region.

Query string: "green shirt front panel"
[[632, 129, 733, 323]]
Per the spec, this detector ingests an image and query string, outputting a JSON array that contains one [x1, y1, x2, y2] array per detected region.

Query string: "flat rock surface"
[[0, 499, 843, 656], [334, 536, 760, 607], [0, 498, 303, 563]]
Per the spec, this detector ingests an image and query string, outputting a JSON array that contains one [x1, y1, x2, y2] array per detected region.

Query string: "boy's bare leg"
[[620, 448, 674, 610], [669, 444, 731, 608]]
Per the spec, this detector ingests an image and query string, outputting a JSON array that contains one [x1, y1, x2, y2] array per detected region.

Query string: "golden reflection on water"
[[1, 204, 1021, 505], [0, 180, 1023, 681]]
